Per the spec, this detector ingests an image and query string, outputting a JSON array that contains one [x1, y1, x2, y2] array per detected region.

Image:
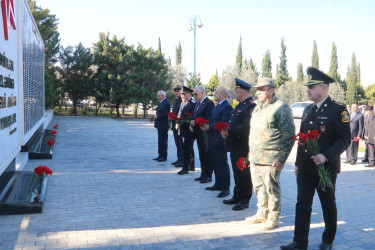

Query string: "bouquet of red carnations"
[[195, 117, 209, 151], [214, 122, 230, 132], [168, 112, 177, 121], [236, 157, 250, 171], [294, 130, 333, 191]]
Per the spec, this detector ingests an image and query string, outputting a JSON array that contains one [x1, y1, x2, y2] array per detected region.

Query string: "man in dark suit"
[[190, 85, 215, 183], [344, 103, 363, 165], [281, 67, 351, 250], [153, 90, 171, 162], [177, 86, 196, 175], [221, 78, 256, 211], [362, 106, 371, 163], [171, 85, 183, 167], [201, 86, 233, 198]]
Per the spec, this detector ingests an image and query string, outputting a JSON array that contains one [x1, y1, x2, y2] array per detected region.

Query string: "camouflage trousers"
[[250, 163, 281, 222]]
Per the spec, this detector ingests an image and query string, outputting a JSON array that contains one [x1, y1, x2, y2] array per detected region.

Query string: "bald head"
[[214, 86, 228, 103]]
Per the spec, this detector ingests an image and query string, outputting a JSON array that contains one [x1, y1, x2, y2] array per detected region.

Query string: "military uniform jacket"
[[180, 98, 196, 139], [295, 96, 351, 174], [225, 97, 256, 153], [208, 100, 233, 148], [154, 99, 170, 130], [171, 97, 182, 131], [193, 97, 214, 140]]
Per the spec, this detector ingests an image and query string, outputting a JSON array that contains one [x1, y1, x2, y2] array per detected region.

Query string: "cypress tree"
[[357, 62, 361, 83], [346, 53, 358, 104], [158, 37, 162, 52], [175, 41, 182, 65], [236, 36, 243, 69], [249, 58, 259, 77], [297, 62, 304, 83], [312, 40, 319, 69], [328, 43, 339, 82], [275, 38, 290, 87], [261, 50, 272, 78]]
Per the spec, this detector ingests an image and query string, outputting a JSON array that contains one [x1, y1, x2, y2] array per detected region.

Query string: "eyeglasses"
[[193, 93, 198, 96]]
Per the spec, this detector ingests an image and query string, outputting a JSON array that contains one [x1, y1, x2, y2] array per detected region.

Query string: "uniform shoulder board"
[[332, 100, 345, 106], [191, 99, 196, 103]]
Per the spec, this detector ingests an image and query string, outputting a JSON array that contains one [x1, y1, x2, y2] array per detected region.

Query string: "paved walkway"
[[1, 116, 374, 250]]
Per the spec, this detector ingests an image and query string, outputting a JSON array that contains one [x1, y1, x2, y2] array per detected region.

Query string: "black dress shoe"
[[177, 170, 189, 175], [157, 158, 167, 162], [232, 202, 249, 211], [153, 156, 161, 160], [217, 189, 230, 198], [318, 243, 332, 250], [171, 160, 180, 165], [350, 161, 356, 165], [200, 177, 212, 183], [189, 167, 195, 171], [223, 197, 240, 205], [194, 176, 204, 181], [362, 159, 369, 163], [205, 185, 221, 191], [280, 241, 307, 250], [175, 163, 183, 168]]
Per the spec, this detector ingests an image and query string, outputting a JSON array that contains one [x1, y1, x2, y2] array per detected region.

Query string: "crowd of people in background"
[[153, 67, 352, 250]]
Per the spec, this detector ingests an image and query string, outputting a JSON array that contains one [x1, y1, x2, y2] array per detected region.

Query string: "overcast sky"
[[37, 0, 375, 87]]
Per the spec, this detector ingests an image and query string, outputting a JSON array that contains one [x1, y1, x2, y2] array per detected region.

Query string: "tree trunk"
[[134, 103, 138, 118], [116, 103, 120, 118], [73, 103, 77, 116], [59, 98, 63, 112], [143, 105, 148, 118], [122, 104, 125, 115]]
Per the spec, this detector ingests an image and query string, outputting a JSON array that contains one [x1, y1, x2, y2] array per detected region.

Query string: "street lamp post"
[[188, 15, 203, 89]]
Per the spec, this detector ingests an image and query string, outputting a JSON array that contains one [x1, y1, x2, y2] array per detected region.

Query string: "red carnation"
[[53, 124, 58, 129], [186, 112, 193, 117], [214, 122, 230, 133], [195, 117, 209, 127], [47, 140, 54, 147], [34, 166, 53, 176], [168, 112, 177, 120], [236, 157, 249, 171], [50, 130, 57, 135]]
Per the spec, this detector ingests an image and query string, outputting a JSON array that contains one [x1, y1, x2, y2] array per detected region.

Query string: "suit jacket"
[[364, 115, 375, 144], [349, 112, 363, 138], [171, 97, 182, 131], [180, 98, 196, 138], [208, 100, 233, 148], [193, 97, 215, 141], [154, 99, 170, 130], [295, 96, 351, 174], [225, 97, 256, 153]]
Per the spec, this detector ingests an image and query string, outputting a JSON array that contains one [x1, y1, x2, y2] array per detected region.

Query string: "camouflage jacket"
[[249, 95, 295, 165]]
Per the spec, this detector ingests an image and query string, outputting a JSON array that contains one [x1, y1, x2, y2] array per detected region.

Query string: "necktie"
[[195, 102, 201, 117], [178, 102, 186, 118], [311, 105, 318, 119]]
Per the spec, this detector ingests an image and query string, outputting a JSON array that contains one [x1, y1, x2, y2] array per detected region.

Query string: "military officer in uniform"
[[221, 78, 256, 211], [281, 67, 351, 250], [177, 86, 196, 175], [171, 85, 183, 167], [190, 85, 215, 183]]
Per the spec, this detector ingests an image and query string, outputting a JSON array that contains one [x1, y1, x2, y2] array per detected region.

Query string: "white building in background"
[[0, 0, 51, 176]]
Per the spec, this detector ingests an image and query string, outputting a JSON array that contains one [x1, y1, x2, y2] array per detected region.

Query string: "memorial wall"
[[0, 0, 44, 174]]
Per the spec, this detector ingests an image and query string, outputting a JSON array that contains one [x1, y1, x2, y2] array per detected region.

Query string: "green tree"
[[28, 0, 61, 109], [275, 38, 291, 87], [158, 37, 162, 52], [92, 33, 132, 117], [296, 62, 304, 83], [345, 53, 358, 104], [365, 83, 375, 101], [312, 40, 319, 69], [187, 74, 202, 89], [176, 41, 182, 65], [236, 36, 243, 69], [261, 50, 272, 78], [357, 62, 361, 83], [206, 74, 220, 95], [249, 58, 259, 77], [58, 43, 93, 115], [130, 44, 170, 118]]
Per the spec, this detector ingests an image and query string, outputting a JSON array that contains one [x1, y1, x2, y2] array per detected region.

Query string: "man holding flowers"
[[281, 67, 350, 250]]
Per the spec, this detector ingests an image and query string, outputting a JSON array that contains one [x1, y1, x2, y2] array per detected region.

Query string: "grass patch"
[[359, 146, 366, 153]]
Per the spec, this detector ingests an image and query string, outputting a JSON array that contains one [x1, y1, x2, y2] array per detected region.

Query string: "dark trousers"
[[293, 170, 337, 246], [229, 151, 252, 204], [172, 127, 183, 162], [197, 134, 213, 178], [210, 147, 230, 190], [368, 143, 375, 165], [182, 137, 195, 171], [364, 143, 368, 161], [346, 139, 359, 162], [157, 128, 168, 158]]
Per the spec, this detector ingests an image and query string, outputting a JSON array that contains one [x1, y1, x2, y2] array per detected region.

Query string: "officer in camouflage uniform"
[[281, 67, 351, 250], [246, 78, 295, 230]]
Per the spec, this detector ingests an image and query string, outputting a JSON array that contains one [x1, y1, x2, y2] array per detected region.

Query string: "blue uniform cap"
[[234, 78, 252, 90]]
